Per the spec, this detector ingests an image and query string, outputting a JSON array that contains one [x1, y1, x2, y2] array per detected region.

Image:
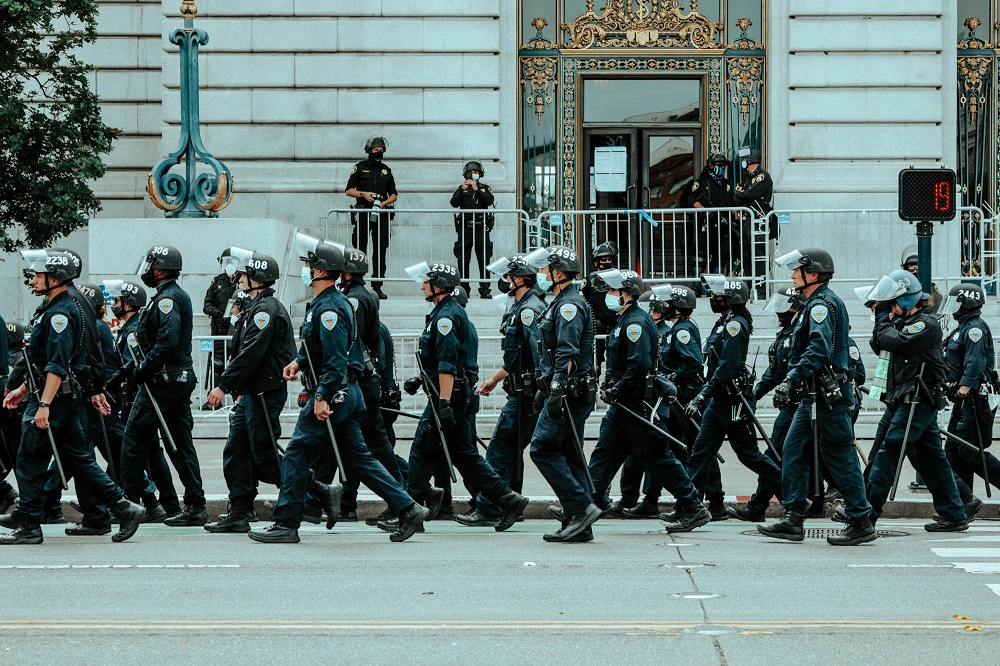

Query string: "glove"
[[600, 385, 619, 405], [685, 392, 707, 420], [533, 389, 545, 414], [437, 398, 456, 431], [106, 368, 127, 393], [403, 376, 422, 396], [546, 383, 565, 421], [774, 380, 805, 411], [132, 363, 155, 386]]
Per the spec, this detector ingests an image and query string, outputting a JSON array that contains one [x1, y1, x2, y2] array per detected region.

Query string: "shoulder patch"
[[348, 297, 359, 312], [625, 323, 642, 342], [560, 303, 578, 322], [753, 173, 765, 184], [676, 329, 692, 344], [520, 308, 535, 327], [126, 332, 138, 348], [437, 317, 454, 336], [158, 298, 174, 315], [320, 311, 338, 331], [691, 181, 700, 192], [726, 321, 742, 337], [810, 304, 828, 324], [50, 314, 69, 334], [849, 345, 860, 361], [905, 321, 926, 335], [253, 312, 270, 330], [969, 327, 984, 343], [351, 165, 357, 175]]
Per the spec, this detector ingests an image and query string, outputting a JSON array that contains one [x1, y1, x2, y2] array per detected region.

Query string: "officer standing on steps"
[[729, 286, 802, 522], [940, 283, 1000, 494], [203, 251, 299, 533], [395, 261, 529, 533], [457, 256, 544, 528], [687, 153, 735, 274], [588, 269, 712, 535], [0, 250, 144, 545], [338, 247, 405, 524], [685, 277, 781, 519], [581, 242, 619, 376], [346, 137, 397, 300], [118, 245, 207, 528], [250, 234, 424, 544], [523, 245, 600, 542], [850, 269, 968, 533], [202, 249, 239, 409], [450, 160, 495, 299], [733, 147, 774, 284], [758, 249, 874, 545]]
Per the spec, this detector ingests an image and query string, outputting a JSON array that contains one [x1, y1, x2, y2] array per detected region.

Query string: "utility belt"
[[380, 386, 402, 408], [565, 374, 597, 401], [28, 364, 78, 400], [502, 369, 536, 396], [812, 366, 848, 409], [896, 380, 948, 410]]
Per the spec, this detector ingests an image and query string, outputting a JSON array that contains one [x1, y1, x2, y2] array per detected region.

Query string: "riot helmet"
[[866, 269, 926, 311], [451, 285, 469, 308], [702, 275, 750, 305], [523, 245, 581, 274], [76, 282, 106, 315], [774, 248, 835, 275], [591, 241, 618, 270], [49, 246, 83, 280], [463, 161, 485, 178], [245, 253, 279, 286], [138, 245, 182, 288], [595, 268, 644, 297], [665, 284, 698, 311], [940, 283, 986, 317], [900, 245, 919, 270], [21, 249, 79, 294], [5, 321, 24, 350], [405, 261, 460, 301], [365, 136, 387, 159], [106, 279, 147, 318], [343, 247, 369, 276]]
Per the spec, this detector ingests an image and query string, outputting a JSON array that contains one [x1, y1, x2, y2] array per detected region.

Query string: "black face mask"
[[370, 152, 383, 162], [777, 311, 797, 327], [709, 297, 727, 314], [497, 277, 511, 294]]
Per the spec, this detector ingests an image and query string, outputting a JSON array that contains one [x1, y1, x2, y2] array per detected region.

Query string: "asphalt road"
[[0, 518, 997, 664]]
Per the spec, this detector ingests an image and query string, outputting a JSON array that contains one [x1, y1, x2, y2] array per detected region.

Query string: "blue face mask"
[[605, 293, 623, 312], [536, 272, 552, 292], [711, 165, 725, 178], [301, 266, 313, 287]]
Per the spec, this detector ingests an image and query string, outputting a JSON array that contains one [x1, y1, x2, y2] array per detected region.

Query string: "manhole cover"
[[743, 529, 909, 539]]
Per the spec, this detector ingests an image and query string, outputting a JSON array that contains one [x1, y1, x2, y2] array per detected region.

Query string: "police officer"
[[733, 147, 773, 284], [687, 153, 735, 274], [0, 319, 16, 514], [589, 268, 712, 535], [847, 269, 968, 533], [847, 327, 866, 428], [581, 241, 619, 376], [202, 249, 240, 409], [685, 276, 781, 518], [729, 286, 802, 522], [0, 250, 144, 544], [338, 247, 405, 523], [522, 245, 600, 542], [346, 137, 397, 299], [118, 245, 207, 527], [758, 249, 874, 544], [457, 256, 544, 527], [393, 260, 528, 533], [451, 161, 495, 299], [941, 283, 1000, 494]]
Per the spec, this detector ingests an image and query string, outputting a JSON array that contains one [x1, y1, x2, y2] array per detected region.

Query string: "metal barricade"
[[319, 208, 530, 293]]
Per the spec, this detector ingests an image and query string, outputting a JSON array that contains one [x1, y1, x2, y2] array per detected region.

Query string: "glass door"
[[642, 131, 700, 280], [582, 129, 639, 270]]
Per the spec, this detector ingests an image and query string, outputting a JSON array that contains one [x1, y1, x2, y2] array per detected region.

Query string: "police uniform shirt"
[[661, 318, 702, 383], [135, 279, 194, 372], [218, 287, 296, 396], [605, 304, 656, 397], [537, 284, 594, 386], [204, 273, 237, 335], [702, 312, 749, 399], [734, 167, 774, 215], [97, 320, 119, 382], [945, 310, 995, 389], [871, 308, 947, 404], [346, 158, 397, 208], [688, 167, 734, 209], [419, 294, 478, 382], [500, 291, 544, 377], [450, 182, 495, 211], [27, 290, 84, 382], [847, 335, 866, 386], [298, 284, 360, 401], [756, 321, 797, 398], [115, 315, 138, 365], [343, 280, 381, 363], [376, 322, 397, 393], [786, 284, 851, 385], [581, 273, 617, 335]]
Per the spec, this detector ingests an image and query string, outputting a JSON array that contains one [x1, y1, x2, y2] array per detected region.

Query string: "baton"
[[414, 352, 457, 482], [0, 416, 11, 477], [562, 395, 596, 495], [889, 398, 919, 502], [968, 397, 992, 499], [124, 344, 177, 455], [942, 428, 991, 455], [301, 342, 347, 483], [619, 401, 687, 452], [731, 382, 780, 462], [95, 410, 117, 482], [22, 349, 67, 490], [810, 387, 822, 508], [257, 393, 285, 469], [381, 405, 422, 420]]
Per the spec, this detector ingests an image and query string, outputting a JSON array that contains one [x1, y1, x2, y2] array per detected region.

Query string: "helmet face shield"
[[853, 284, 875, 304], [701, 274, 728, 296], [294, 233, 322, 262], [104, 279, 124, 298], [866, 274, 908, 302], [486, 256, 512, 275], [763, 292, 795, 314], [221, 246, 254, 275], [522, 247, 551, 269], [20, 250, 49, 274], [939, 296, 962, 317], [774, 250, 805, 271], [595, 268, 626, 290], [405, 261, 432, 284]]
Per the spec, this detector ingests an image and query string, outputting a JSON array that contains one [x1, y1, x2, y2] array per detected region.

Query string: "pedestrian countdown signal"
[[897, 168, 957, 222]]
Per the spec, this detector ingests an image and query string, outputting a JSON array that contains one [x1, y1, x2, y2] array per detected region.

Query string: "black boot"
[[455, 511, 500, 527], [925, 517, 969, 533], [248, 523, 300, 543], [727, 503, 767, 522], [623, 496, 660, 519], [143, 505, 169, 524], [365, 507, 395, 526], [0, 522, 43, 545], [0, 487, 18, 515], [390, 504, 429, 542], [544, 503, 602, 542], [423, 487, 445, 521], [310, 480, 343, 530], [110, 498, 146, 543], [545, 521, 594, 542], [663, 502, 712, 533], [707, 498, 729, 521], [373, 285, 388, 300], [934, 496, 983, 522], [65, 524, 112, 536], [831, 505, 849, 524], [495, 490, 529, 532], [163, 505, 208, 527], [0, 513, 16, 529], [828, 515, 877, 546], [547, 505, 564, 521], [606, 499, 635, 518], [204, 509, 252, 533], [757, 511, 804, 542]]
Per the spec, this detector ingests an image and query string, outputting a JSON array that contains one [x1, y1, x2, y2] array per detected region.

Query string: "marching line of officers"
[[1, 237, 997, 546]]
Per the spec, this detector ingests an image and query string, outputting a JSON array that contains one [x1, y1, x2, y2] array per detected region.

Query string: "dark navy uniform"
[[475, 289, 545, 519], [734, 165, 774, 278], [847, 335, 866, 427], [270, 285, 415, 528], [376, 321, 407, 474], [686, 166, 735, 274], [0, 318, 16, 506], [119, 279, 204, 510], [346, 159, 396, 289], [339, 279, 404, 515], [581, 272, 617, 374], [450, 182, 495, 296], [528, 284, 597, 518], [589, 304, 700, 511], [216, 287, 296, 515], [203, 272, 238, 386], [406, 295, 513, 504], [687, 312, 782, 503], [866, 309, 965, 522], [944, 311, 1000, 492], [12, 291, 126, 525], [778, 285, 870, 517]]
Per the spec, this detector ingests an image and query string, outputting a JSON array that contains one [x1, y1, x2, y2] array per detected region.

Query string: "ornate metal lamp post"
[[147, 0, 233, 217]]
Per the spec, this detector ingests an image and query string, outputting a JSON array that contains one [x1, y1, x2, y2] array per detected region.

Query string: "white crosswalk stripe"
[[929, 536, 1000, 598]]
